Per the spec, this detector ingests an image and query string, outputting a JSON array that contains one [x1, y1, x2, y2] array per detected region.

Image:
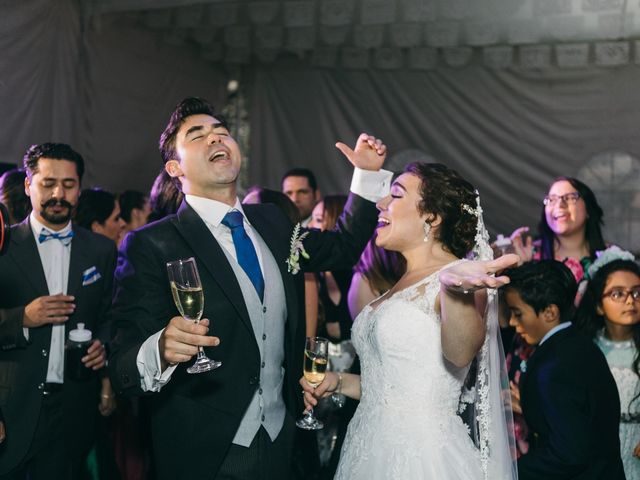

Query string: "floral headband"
[[587, 245, 636, 279]]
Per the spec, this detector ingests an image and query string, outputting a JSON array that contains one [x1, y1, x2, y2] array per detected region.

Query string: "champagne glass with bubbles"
[[166, 257, 221, 374], [297, 336, 329, 430]]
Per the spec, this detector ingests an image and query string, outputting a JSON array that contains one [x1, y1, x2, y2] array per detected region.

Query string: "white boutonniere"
[[286, 223, 310, 274]]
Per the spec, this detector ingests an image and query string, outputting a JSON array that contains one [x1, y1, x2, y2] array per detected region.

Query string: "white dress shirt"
[[136, 167, 394, 391], [28, 212, 73, 384]]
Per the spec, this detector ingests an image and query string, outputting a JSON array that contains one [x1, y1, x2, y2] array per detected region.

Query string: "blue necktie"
[[221, 211, 265, 302], [38, 228, 74, 246]]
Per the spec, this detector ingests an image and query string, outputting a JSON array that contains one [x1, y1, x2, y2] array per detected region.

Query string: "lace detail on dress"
[[335, 261, 483, 480]]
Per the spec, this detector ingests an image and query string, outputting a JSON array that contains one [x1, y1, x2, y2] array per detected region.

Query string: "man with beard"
[[0, 143, 116, 480]]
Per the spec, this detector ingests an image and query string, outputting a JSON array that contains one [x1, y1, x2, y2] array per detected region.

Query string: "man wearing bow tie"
[[0, 143, 117, 479]]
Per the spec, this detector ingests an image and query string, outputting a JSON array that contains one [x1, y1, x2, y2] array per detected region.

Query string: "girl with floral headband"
[[575, 246, 640, 479]]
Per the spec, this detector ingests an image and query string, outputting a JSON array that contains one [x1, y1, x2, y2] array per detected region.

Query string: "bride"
[[301, 162, 519, 479]]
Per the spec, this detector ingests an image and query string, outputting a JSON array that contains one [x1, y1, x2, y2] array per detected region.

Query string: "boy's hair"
[[502, 260, 578, 323]]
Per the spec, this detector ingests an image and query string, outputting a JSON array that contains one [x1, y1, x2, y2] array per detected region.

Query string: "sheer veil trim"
[[462, 191, 518, 480]]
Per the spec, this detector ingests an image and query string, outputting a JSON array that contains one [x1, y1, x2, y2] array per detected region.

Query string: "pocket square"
[[82, 266, 101, 286]]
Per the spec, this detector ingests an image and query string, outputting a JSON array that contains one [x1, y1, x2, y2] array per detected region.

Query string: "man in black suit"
[[108, 97, 391, 479], [503, 260, 625, 480], [0, 143, 117, 479]]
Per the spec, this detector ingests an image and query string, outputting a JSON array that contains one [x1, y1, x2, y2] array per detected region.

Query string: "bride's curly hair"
[[404, 162, 478, 258]]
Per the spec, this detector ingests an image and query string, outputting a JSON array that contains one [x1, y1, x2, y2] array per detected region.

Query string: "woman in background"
[[0, 169, 31, 225]]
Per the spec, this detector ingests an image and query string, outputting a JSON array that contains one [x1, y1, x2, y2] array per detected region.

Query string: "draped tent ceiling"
[[85, 0, 640, 69], [1, 0, 639, 250]]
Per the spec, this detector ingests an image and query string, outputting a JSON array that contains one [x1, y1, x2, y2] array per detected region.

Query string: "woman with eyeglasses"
[[506, 176, 608, 457], [510, 177, 607, 284], [575, 248, 640, 479]]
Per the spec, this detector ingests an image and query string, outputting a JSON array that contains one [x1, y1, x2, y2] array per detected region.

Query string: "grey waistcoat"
[[221, 229, 288, 446]]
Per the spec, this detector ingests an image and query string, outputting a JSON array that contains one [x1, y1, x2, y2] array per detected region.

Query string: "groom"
[[108, 97, 391, 479]]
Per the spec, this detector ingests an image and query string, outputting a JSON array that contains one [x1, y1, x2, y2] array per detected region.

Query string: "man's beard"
[[39, 199, 74, 225]]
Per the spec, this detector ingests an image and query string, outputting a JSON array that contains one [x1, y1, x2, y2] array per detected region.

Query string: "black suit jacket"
[[0, 219, 116, 474], [108, 194, 378, 479], [518, 325, 625, 480]]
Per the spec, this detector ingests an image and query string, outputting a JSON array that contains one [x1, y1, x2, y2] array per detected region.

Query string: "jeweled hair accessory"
[[462, 191, 492, 262], [587, 245, 635, 279]]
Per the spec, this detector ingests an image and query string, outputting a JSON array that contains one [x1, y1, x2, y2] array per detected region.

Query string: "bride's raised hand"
[[299, 372, 339, 412], [439, 254, 519, 294], [335, 133, 387, 172]]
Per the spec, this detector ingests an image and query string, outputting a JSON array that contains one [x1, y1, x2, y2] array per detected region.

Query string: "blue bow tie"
[[38, 229, 74, 246]]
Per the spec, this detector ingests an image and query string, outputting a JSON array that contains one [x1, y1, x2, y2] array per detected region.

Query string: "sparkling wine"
[[170, 282, 204, 321], [303, 349, 327, 387]]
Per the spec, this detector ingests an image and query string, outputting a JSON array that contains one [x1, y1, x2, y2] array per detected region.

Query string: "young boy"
[[503, 260, 624, 480]]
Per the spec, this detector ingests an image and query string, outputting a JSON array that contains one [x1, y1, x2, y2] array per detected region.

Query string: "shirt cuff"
[[136, 328, 178, 392], [350, 167, 393, 203], [23, 327, 29, 341]]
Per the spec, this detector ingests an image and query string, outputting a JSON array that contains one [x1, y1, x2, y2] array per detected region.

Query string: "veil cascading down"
[[460, 191, 518, 480]]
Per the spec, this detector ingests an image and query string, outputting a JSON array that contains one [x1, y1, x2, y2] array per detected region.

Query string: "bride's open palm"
[[439, 253, 520, 293]]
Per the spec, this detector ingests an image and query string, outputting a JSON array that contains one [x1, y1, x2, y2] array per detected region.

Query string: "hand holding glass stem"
[[296, 337, 329, 430], [166, 257, 221, 374]]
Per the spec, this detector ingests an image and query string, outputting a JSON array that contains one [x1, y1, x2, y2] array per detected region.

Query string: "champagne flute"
[[166, 257, 221, 374], [296, 336, 329, 430]]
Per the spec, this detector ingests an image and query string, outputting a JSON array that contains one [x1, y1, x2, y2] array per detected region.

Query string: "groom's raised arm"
[[298, 134, 392, 273]]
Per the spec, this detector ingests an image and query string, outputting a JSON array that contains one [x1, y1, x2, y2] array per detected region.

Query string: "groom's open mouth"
[[209, 148, 230, 162]]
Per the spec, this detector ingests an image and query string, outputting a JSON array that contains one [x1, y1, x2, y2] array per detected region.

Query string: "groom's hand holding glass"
[[158, 317, 220, 372]]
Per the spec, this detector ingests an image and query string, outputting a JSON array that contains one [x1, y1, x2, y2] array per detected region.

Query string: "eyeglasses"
[[602, 288, 640, 303], [543, 192, 581, 206]]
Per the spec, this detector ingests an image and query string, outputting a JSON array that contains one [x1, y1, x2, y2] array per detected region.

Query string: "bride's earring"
[[423, 222, 431, 242]]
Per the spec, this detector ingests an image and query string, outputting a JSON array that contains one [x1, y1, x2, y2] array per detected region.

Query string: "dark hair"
[[354, 232, 406, 296], [538, 176, 606, 260], [243, 186, 301, 224], [118, 190, 148, 223], [159, 97, 227, 164], [148, 169, 184, 222], [502, 260, 578, 323], [321, 194, 348, 231], [403, 162, 477, 258], [575, 259, 640, 410], [281, 168, 318, 192], [22, 143, 85, 181], [0, 169, 31, 225], [75, 188, 117, 229]]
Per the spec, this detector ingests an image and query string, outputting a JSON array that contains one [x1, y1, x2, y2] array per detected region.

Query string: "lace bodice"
[[595, 330, 640, 419], [595, 330, 640, 479], [353, 267, 470, 418], [335, 262, 484, 479]]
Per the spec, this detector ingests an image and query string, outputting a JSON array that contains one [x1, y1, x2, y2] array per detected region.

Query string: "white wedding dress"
[[335, 264, 484, 479]]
